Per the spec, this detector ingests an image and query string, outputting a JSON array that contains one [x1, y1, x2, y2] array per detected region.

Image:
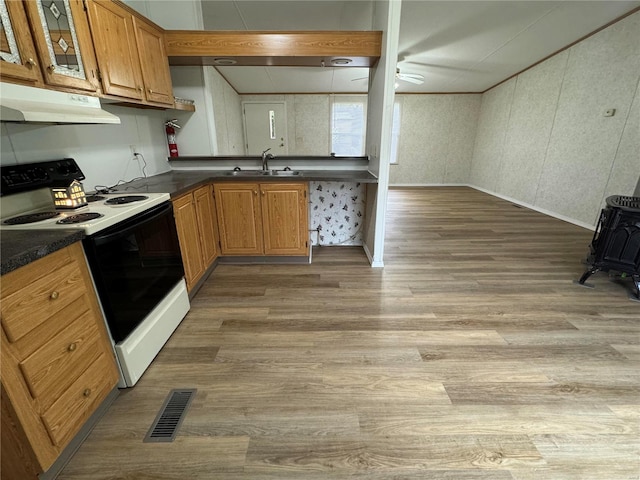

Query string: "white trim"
[[390, 183, 468, 187], [388, 183, 596, 231], [363, 242, 384, 268], [470, 185, 596, 231]]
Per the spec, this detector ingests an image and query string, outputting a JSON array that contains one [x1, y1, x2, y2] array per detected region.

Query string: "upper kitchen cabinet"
[[0, 0, 42, 83], [86, 0, 174, 107], [22, 0, 100, 92]]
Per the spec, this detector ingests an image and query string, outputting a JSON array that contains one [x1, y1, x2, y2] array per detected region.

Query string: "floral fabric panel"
[[309, 181, 366, 246]]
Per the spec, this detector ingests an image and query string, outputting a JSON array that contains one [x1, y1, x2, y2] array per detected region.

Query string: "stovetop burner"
[[86, 194, 107, 203], [105, 195, 148, 205], [56, 212, 103, 224], [3, 211, 61, 225]]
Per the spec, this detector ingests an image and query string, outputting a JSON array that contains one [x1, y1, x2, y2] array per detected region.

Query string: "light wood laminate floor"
[[59, 187, 639, 480]]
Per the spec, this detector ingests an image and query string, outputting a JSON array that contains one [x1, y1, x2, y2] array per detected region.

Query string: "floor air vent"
[[143, 389, 196, 443]]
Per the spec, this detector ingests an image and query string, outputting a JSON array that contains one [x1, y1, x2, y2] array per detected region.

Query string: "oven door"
[[83, 201, 185, 343]]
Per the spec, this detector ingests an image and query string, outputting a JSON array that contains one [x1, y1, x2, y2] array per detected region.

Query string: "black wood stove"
[[578, 195, 640, 300]]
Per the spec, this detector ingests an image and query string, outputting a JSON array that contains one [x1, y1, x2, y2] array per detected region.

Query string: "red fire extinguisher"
[[165, 119, 181, 157]]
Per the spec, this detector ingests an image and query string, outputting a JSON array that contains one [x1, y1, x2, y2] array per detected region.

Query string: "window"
[[331, 96, 367, 156], [390, 100, 402, 164]]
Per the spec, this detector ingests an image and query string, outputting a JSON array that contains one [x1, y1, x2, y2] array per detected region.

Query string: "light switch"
[[604, 109, 616, 117]]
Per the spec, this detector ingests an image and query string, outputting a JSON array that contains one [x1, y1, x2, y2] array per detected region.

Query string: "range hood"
[[0, 82, 120, 124]]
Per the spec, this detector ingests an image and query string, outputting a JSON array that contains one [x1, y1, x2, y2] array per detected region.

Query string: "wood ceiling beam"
[[165, 31, 381, 67]]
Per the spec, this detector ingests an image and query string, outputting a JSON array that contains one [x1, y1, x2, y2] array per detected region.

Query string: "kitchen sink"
[[226, 170, 271, 176], [225, 169, 301, 176]]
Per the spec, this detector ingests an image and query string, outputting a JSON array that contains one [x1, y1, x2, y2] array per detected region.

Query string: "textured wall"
[[390, 94, 482, 185], [209, 68, 245, 155], [471, 11, 640, 227]]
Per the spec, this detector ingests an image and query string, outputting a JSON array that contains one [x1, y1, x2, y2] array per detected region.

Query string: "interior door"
[[243, 102, 288, 155]]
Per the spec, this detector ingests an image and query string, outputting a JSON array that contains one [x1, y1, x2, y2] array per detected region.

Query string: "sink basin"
[[226, 170, 270, 176], [270, 170, 301, 176]]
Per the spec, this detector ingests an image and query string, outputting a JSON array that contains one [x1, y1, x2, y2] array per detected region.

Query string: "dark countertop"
[[1, 230, 84, 276], [169, 155, 369, 162], [113, 169, 378, 198]]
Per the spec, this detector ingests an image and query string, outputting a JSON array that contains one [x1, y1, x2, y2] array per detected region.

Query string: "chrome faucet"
[[261, 148, 273, 171]]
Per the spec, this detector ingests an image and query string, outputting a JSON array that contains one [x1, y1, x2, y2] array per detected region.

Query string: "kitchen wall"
[[470, 11, 640, 228], [208, 68, 245, 155], [389, 94, 482, 185], [0, 105, 171, 191]]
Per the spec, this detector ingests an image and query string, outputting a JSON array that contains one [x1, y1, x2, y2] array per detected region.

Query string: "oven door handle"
[[91, 202, 173, 246]]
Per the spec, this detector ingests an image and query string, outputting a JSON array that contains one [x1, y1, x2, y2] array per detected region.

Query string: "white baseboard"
[[362, 243, 384, 268], [389, 183, 468, 188], [389, 183, 596, 231], [469, 185, 596, 231]]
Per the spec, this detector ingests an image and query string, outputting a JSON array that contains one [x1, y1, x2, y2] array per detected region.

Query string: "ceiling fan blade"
[[397, 74, 424, 85], [400, 73, 424, 80]]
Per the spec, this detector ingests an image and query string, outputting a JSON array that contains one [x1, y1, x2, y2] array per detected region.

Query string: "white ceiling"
[[200, 1, 640, 94]]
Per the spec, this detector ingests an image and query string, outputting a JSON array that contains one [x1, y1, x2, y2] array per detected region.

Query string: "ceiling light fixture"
[[213, 58, 237, 65], [331, 58, 352, 65]]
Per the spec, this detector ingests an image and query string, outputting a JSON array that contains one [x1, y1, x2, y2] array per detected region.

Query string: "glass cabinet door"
[[24, 0, 98, 91], [0, 0, 41, 82]]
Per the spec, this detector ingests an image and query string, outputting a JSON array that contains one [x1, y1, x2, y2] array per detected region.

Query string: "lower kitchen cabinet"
[[214, 182, 309, 256], [173, 184, 219, 292], [0, 242, 119, 479]]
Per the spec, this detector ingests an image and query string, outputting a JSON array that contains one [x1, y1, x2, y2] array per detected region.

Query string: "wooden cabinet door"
[[173, 193, 204, 292], [86, 0, 144, 100], [261, 183, 309, 256], [133, 16, 173, 106], [194, 185, 218, 266], [214, 183, 263, 256], [23, 0, 99, 92], [0, 0, 42, 83]]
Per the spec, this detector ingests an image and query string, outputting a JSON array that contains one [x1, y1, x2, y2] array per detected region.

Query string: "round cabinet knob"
[[137, 86, 143, 92], [253, 190, 258, 195], [26, 58, 36, 67], [50, 291, 59, 300], [148, 89, 153, 94], [47, 64, 55, 72], [83, 388, 91, 397], [261, 190, 265, 196], [67, 343, 77, 352]]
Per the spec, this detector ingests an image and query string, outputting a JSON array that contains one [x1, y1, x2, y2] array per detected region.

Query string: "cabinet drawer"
[[41, 352, 117, 448], [1, 260, 87, 343], [19, 310, 102, 409]]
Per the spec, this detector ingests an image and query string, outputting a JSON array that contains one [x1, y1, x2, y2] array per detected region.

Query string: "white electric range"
[[1, 160, 190, 388], [1, 191, 171, 234]]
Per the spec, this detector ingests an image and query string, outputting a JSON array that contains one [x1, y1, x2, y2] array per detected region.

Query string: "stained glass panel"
[[36, 0, 85, 79], [0, 0, 21, 65]]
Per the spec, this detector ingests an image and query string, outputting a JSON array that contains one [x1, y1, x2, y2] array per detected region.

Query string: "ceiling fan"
[[351, 67, 424, 85], [396, 68, 424, 85]]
